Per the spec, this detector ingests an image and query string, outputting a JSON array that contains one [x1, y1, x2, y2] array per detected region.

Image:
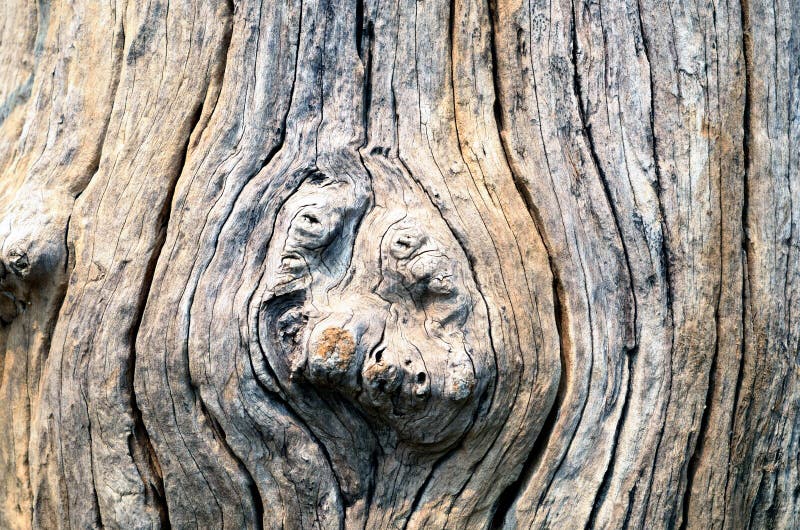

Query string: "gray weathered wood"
[[0, 0, 796, 528]]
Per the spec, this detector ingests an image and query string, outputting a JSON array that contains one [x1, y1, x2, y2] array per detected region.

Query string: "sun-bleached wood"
[[0, 0, 796, 528]]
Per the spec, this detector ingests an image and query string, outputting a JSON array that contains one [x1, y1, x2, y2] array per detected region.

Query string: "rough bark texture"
[[0, 0, 796, 528]]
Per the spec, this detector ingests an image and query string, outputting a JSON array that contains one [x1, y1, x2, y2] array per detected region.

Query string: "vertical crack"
[[125, 100, 204, 530], [680, 9, 726, 525], [126, 5, 235, 526], [356, 0, 374, 141], [680, 310, 720, 529], [724, 0, 752, 524], [571, 1, 634, 523], [483, 0, 566, 525], [585, 347, 637, 530], [197, 399, 264, 530]]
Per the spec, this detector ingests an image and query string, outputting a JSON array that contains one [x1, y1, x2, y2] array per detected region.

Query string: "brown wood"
[[0, 0, 796, 528]]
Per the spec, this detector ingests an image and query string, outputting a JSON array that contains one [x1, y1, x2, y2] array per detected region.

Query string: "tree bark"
[[0, 0, 796, 528]]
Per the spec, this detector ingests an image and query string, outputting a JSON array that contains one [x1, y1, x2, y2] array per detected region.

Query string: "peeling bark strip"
[[0, 0, 796, 527]]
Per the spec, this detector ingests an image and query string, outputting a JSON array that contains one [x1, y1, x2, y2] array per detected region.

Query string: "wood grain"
[[0, 0, 796, 528]]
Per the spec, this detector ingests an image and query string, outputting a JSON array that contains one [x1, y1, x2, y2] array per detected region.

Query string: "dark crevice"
[[681, 274, 723, 524], [398, 455, 442, 530], [489, 83, 570, 524], [355, 0, 365, 60], [571, 0, 638, 344], [62, 215, 72, 275], [355, 0, 374, 144], [360, 19, 375, 140], [198, 398, 264, 530], [490, 259, 567, 530], [83, 390, 105, 528], [123, 130, 192, 526], [570, 1, 641, 525], [621, 483, 637, 530], [725, 0, 753, 524], [680, 320, 719, 529], [312, 0, 333, 161], [567, 15, 647, 520], [585, 347, 637, 530], [124, 101, 205, 529], [129, 399, 170, 528], [126, 7, 236, 526], [680, 12, 724, 526], [483, 0, 567, 526]]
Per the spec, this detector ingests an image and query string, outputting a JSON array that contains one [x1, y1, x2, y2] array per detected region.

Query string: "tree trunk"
[[0, 0, 796, 527]]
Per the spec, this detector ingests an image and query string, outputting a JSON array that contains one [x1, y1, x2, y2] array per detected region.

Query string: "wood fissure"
[[0, 0, 797, 528]]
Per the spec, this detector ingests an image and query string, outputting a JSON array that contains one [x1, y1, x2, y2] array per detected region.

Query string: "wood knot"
[[312, 327, 356, 374]]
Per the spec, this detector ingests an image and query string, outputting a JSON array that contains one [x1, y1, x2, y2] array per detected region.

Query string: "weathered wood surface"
[[0, 0, 796, 528]]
